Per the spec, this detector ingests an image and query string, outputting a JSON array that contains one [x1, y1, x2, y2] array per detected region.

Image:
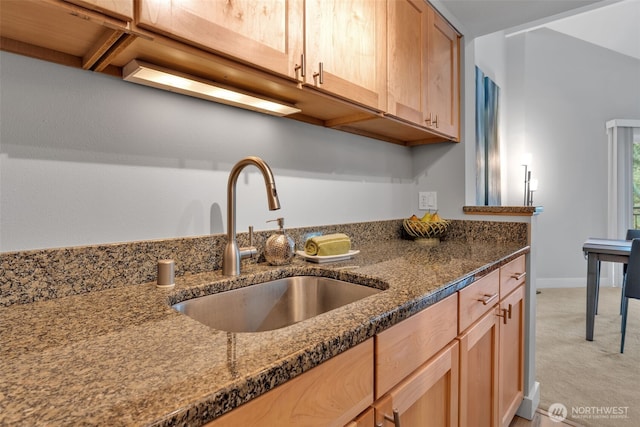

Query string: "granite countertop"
[[463, 205, 544, 215], [0, 238, 528, 426]]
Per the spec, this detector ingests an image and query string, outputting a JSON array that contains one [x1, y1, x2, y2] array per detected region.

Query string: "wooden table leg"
[[586, 253, 599, 341]]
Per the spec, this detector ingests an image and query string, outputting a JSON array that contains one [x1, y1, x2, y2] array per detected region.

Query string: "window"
[[607, 120, 640, 285], [632, 129, 640, 228]]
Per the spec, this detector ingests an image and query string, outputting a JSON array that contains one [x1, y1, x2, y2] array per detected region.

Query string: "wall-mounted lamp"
[[122, 60, 301, 117], [521, 153, 532, 205], [528, 178, 539, 206]]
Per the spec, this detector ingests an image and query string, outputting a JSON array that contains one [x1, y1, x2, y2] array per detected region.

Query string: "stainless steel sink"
[[172, 276, 382, 332]]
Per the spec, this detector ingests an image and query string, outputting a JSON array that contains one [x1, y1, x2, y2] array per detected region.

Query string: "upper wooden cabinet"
[[303, 0, 387, 111], [425, 6, 460, 140], [137, 0, 304, 79], [0, 0, 133, 72], [64, 0, 133, 21], [344, 407, 374, 427], [386, 0, 460, 141], [136, 0, 386, 111], [0, 0, 460, 145], [387, 0, 429, 126]]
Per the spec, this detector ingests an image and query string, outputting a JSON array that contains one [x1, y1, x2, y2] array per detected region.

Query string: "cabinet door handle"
[[478, 292, 498, 305], [497, 308, 508, 324], [294, 53, 305, 80], [313, 62, 324, 85], [425, 113, 439, 128], [382, 409, 401, 427], [496, 303, 512, 324], [511, 271, 526, 281]]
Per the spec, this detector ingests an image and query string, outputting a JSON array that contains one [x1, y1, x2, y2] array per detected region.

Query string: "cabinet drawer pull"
[[511, 272, 526, 281], [478, 292, 498, 305], [433, 114, 439, 128], [381, 409, 401, 427]]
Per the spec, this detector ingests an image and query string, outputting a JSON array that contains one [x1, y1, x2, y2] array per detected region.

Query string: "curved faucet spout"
[[223, 156, 281, 276]]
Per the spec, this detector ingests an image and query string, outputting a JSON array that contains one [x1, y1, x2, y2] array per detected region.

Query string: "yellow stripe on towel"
[[304, 233, 351, 256]]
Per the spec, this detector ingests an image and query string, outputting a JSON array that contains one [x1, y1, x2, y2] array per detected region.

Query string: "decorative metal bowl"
[[403, 218, 451, 244]]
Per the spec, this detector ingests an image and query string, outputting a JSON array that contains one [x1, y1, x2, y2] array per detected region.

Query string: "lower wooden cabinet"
[[375, 293, 458, 398], [458, 305, 500, 427], [374, 340, 459, 427], [457, 256, 526, 427], [498, 285, 525, 427]]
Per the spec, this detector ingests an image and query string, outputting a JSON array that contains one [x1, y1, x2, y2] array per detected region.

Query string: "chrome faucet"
[[223, 156, 281, 276]]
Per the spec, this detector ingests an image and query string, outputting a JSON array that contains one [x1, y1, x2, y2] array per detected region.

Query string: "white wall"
[[470, 21, 640, 288], [0, 52, 466, 252], [505, 28, 640, 286]]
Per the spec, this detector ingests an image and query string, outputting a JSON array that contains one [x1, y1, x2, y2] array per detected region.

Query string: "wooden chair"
[[621, 238, 640, 353]]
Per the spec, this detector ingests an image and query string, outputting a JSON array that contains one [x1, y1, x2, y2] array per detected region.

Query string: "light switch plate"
[[419, 192, 437, 210]]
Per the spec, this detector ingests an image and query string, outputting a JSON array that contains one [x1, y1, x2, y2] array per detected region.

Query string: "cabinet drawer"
[[458, 269, 500, 333], [205, 339, 373, 427], [375, 293, 458, 398], [500, 255, 526, 298]]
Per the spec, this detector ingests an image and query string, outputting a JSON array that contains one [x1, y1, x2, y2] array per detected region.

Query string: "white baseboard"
[[516, 381, 540, 420], [536, 277, 620, 289]]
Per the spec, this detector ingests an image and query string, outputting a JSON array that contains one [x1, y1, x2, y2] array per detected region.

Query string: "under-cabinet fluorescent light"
[[122, 60, 301, 117]]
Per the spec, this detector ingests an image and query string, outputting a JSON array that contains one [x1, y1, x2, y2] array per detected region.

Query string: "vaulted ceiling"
[[438, 0, 604, 37], [438, 0, 639, 60]]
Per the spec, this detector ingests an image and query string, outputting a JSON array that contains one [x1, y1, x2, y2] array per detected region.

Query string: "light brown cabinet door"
[[64, 0, 134, 21], [498, 285, 525, 427], [375, 340, 459, 427], [386, 0, 428, 126], [304, 0, 387, 111], [425, 7, 460, 140], [138, 0, 303, 79], [458, 308, 500, 427]]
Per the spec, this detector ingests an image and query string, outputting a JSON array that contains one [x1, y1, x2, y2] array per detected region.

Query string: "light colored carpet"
[[536, 287, 640, 426]]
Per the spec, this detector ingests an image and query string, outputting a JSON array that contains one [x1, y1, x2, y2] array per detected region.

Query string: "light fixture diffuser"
[[122, 60, 301, 117]]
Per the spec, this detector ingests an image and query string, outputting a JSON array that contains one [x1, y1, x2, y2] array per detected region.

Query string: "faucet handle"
[[238, 226, 257, 260]]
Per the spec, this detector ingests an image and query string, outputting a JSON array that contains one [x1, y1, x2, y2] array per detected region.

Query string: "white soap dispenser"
[[265, 218, 295, 265]]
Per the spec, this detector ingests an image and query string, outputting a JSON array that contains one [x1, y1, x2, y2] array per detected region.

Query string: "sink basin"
[[172, 276, 382, 332]]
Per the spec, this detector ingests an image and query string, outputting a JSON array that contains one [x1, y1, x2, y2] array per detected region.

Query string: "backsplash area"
[[0, 219, 528, 307]]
